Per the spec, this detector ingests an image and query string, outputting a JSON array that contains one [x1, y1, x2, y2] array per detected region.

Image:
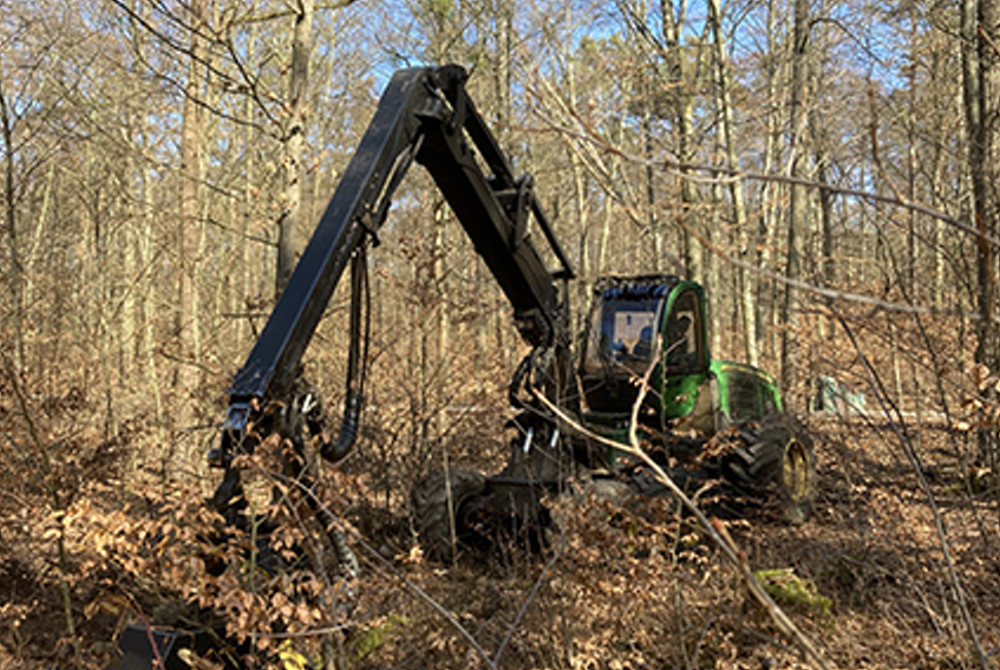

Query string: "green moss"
[[753, 568, 832, 617], [942, 469, 996, 496], [354, 614, 410, 661]]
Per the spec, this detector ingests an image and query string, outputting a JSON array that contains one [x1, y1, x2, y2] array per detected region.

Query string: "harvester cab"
[[580, 275, 707, 416], [579, 275, 784, 440]]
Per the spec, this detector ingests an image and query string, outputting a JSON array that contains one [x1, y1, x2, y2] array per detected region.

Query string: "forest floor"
[[1, 410, 999, 669], [338, 416, 1000, 670]]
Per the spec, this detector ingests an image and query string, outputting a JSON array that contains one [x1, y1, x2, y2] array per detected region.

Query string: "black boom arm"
[[218, 64, 573, 465]]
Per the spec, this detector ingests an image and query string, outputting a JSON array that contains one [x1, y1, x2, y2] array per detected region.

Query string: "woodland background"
[[2, 0, 1000, 668]]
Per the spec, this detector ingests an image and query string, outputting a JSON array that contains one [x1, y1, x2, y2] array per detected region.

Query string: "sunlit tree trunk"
[[24, 163, 54, 374], [661, 0, 702, 282], [930, 43, 953, 310], [759, 0, 786, 361], [276, 0, 315, 294], [432, 202, 449, 360], [563, 29, 591, 331], [709, 0, 756, 365], [817, 153, 834, 340], [779, 0, 811, 407], [177, 0, 205, 398], [121, 165, 139, 382]]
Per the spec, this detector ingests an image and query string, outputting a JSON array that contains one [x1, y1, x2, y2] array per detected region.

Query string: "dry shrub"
[[0, 371, 359, 668]]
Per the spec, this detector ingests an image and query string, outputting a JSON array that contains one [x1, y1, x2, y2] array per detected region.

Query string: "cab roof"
[[592, 274, 680, 300]]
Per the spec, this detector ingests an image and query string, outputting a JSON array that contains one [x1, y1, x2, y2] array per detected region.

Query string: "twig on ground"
[[493, 524, 564, 667]]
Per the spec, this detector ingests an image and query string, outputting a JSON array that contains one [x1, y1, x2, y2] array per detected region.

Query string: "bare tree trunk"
[[677, 88, 701, 283], [980, 0, 1000, 462], [120, 156, 138, 383], [275, 0, 315, 294], [139, 161, 166, 459], [906, 11, 919, 301], [779, 0, 811, 408], [760, 0, 786, 361], [599, 113, 626, 274], [709, 0, 756, 365], [433, 202, 449, 361], [563, 27, 591, 331], [240, 19, 259, 344], [930, 50, 961, 309], [25, 163, 55, 374], [964, 0, 1000, 469], [177, 0, 205, 399], [571, 146, 589, 318], [0, 73, 24, 371], [659, 0, 701, 281], [641, 108, 660, 271], [931, 70, 951, 309], [817, 153, 834, 340]]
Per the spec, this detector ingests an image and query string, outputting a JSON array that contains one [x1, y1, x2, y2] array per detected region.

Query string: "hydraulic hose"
[[508, 348, 539, 409], [321, 248, 369, 463]]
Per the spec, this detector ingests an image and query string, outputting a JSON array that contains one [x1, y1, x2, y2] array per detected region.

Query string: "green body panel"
[[709, 360, 783, 427], [661, 371, 709, 420]]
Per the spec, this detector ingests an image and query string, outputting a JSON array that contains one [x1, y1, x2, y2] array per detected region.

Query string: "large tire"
[[411, 468, 487, 560], [720, 414, 816, 524]]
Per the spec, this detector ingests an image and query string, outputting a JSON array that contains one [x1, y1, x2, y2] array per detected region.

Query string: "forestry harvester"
[[109, 64, 814, 669]]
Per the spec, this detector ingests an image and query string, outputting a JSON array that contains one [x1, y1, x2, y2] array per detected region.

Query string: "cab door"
[[659, 284, 712, 429]]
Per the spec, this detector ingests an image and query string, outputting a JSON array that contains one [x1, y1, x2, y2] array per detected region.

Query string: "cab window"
[[664, 290, 704, 375], [582, 296, 662, 377]]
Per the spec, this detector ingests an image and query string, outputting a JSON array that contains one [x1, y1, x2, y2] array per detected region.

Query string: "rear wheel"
[[720, 414, 816, 524], [779, 434, 815, 524], [411, 468, 487, 560]]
